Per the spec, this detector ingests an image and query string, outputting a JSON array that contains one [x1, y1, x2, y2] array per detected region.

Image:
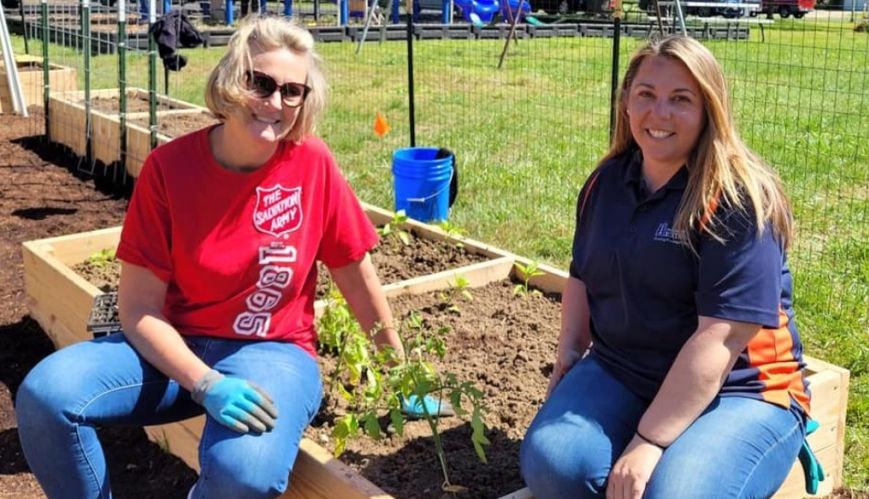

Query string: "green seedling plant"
[[377, 210, 411, 246], [393, 312, 489, 494], [438, 275, 473, 313], [436, 221, 467, 249], [319, 296, 490, 494], [514, 261, 544, 297], [87, 248, 116, 268]]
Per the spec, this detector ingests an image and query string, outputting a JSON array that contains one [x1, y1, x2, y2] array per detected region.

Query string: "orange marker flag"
[[374, 112, 390, 138]]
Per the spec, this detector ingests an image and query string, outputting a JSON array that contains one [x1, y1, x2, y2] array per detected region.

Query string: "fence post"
[[18, 0, 29, 54], [119, 0, 127, 175], [41, 0, 49, 141], [82, 0, 93, 167], [148, 0, 157, 149], [609, 2, 621, 143], [406, 0, 415, 147]]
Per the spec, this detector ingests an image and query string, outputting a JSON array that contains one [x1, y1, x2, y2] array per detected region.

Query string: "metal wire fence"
[[4, 3, 868, 486]]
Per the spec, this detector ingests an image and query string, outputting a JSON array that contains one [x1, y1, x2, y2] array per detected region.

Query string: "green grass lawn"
[[9, 16, 868, 489]]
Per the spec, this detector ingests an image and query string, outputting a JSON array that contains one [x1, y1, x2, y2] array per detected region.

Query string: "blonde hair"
[[205, 15, 327, 143], [602, 35, 792, 249]]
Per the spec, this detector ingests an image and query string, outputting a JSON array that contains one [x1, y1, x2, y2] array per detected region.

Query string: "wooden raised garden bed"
[[125, 106, 218, 177], [0, 55, 77, 113], [22, 211, 848, 498], [47, 87, 199, 167]]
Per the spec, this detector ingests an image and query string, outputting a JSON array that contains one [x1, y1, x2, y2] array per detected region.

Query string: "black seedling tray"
[[87, 292, 122, 337]]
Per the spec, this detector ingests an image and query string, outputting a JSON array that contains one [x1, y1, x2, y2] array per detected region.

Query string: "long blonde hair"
[[602, 35, 792, 249], [204, 15, 327, 143]]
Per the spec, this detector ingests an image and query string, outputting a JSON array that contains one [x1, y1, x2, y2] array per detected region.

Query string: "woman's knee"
[[198, 451, 289, 498], [198, 432, 296, 498], [520, 422, 609, 499], [16, 352, 83, 425]]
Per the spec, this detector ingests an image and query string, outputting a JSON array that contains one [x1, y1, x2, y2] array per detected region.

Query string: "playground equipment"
[[454, 0, 500, 24], [499, 0, 531, 21]]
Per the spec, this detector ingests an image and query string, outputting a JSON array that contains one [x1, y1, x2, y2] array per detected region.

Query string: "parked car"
[[751, 0, 814, 17]]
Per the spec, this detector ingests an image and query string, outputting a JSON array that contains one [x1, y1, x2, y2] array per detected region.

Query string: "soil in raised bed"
[[131, 111, 219, 138], [315, 229, 489, 299], [71, 227, 489, 301], [306, 278, 561, 499], [87, 94, 189, 114], [73, 258, 120, 293]]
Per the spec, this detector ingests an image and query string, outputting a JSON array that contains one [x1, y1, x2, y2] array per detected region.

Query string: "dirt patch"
[[70, 225, 489, 301], [130, 111, 218, 138], [315, 230, 490, 299], [305, 279, 560, 499], [72, 257, 120, 293], [88, 94, 189, 114], [0, 108, 196, 497]]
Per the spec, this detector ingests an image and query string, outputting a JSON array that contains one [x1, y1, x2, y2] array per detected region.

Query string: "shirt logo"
[[253, 185, 303, 238], [653, 222, 686, 245]]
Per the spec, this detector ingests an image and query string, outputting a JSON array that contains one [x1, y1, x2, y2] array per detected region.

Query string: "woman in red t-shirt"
[[17, 16, 405, 498]]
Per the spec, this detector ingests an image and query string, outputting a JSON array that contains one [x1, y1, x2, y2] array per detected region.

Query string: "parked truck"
[[751, 0, 815, 17]]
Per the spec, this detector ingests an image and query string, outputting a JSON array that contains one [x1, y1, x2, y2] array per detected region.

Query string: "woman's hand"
[[606, 434, 664, 499], [545, 347, 583, 398], [192, 370, 279, 433]]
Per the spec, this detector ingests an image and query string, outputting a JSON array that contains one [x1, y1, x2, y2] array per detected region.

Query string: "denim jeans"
[[16, 333, 322, 499], [520, 354, 805, 499]]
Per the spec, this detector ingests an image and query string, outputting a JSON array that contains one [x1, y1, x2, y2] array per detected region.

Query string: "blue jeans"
[[16, 334, 322, 499], [520, 354, 805, 499]]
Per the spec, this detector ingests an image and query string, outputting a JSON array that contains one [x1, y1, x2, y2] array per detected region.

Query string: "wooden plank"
[[361, 202, 511, 260], [22, 242, 100, 349], [382, 256, 514, 298], [49, 93, 86, 156], [0, 61, 77, 112], [772, 444, 838, 498], [38, 226, 121, 265], [288, 439, 393, 499], [93, 108, 122, 165], [803, 369, 845, 452], [143, 418, 204, 472]]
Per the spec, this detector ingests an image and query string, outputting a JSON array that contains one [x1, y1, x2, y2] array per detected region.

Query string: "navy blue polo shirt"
[[569, 150, 809, 413]]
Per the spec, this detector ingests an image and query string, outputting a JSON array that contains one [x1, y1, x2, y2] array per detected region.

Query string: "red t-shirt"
[[117, 127, 378, 356]]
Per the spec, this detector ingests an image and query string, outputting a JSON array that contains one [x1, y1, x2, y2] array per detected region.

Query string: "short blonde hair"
[[205, 15, 327, 143], [602, 35, 792, 250]]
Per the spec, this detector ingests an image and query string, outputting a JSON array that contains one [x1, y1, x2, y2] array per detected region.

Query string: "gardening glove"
[[191, 369, 278, 434], [799, 419, 825, 494], [400, 394, 455, 420]]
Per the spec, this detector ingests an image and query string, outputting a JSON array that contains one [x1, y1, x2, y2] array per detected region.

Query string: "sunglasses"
[[247, 71, 311, 108]]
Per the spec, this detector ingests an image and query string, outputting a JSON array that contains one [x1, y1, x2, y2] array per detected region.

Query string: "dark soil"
[[0, 110, 862, 498], [306, 279, 561, 499], [315, 232, 490, 299], [88, 95, 190, 114], [0, 109, 196, 497], [73, 257, 120, 293], [73, 222, 490, 300], [130, 111, 219, 138]]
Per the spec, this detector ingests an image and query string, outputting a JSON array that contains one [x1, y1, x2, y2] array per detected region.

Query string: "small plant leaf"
[[389, 407, 405, 436], [362, 411, 381, 440], [398, 231, 411, 246]]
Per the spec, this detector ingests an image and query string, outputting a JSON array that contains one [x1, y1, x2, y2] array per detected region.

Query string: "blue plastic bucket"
[[392, 147, 453, 222]]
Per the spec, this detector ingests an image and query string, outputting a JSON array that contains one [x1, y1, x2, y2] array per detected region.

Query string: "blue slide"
[[454, 0, 500, 25]]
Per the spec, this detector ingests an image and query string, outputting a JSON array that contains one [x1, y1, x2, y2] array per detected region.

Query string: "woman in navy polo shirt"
[[520, 35, 809, 499]]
